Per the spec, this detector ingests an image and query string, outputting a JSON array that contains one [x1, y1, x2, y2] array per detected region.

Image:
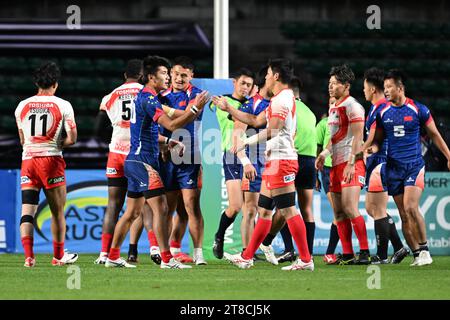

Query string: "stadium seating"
[[280, 21, 450, 126]]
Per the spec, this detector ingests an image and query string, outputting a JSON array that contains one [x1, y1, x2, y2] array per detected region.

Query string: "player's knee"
[[228, 204, 241, 216], [404, 205, 418, 217]]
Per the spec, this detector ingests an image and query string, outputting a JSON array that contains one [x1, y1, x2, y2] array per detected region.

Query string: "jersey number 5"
[[122, 100, 131, 121], [394, 125, 405, 137], [29, 114, 48, 136]]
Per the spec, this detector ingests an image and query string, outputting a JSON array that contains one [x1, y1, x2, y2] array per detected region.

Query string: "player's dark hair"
[[33, 61, 61, 89], [268, 58, 294, 84], [125, 59, 143, 79], [173, 56, 195, 72], [255, 65, 268, 88], [364, 67, 385, 92], [289, 75, 303, 93], [329, 64, 355, 85], [231, 67, 255, 81], [142, 55, 171, 84], [385, 69, 407, 88]]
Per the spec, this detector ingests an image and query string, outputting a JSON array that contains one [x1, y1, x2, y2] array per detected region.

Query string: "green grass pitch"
[[0, 254, 449, 300]]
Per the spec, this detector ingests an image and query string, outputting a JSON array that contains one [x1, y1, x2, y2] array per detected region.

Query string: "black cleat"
[[277, 250, 297, 263], [151, 253, 161, 265], [213, 238, 224, 259], [371, 255, 389, 264], [391, 247, 410, 264], [338, 254, 356, 265], [127, 254, 138, 263], [355, 251, 371, 265]]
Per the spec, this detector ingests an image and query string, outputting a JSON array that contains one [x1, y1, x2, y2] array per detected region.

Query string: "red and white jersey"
[[100, 82, 143, 155], [15, 95, 76, 160], [328, 95, 365, 166], [265, 88, 298, 161]]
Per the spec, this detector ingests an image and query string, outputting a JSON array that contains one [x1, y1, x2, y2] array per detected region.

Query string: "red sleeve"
[[153, 107, 164, 122]]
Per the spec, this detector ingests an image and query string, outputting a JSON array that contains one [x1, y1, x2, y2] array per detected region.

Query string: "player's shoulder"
[[345, 96, 364, 109], [189, 84, 202, 95], [407, 98, 428, 112], [271, 88, 295, 105]]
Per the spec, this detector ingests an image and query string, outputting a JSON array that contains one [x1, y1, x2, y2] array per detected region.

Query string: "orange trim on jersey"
[[425, 115, 434, 126], [153, 108, 164, 122], [142, 87, 158, 96], [270, 114, 287, 121]]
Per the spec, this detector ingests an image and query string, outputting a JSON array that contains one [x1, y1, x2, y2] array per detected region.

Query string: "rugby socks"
[[337, 219, 354, 255], [128, 244, 138, 257], [387, 214, 404, 252], [326, 223, 340, 255], [305, 222, 316, 255], [215, 211, 236, 240], [161, 250, 173, 263], [374, 217, 390, 260], [21, 236, 34, 259], [109, 247, 121, 261], [101, 233, 113, 254], [53, 241, 64, 260], [419, 242, 429, 252], [280, 224, 294, 252], [147, 230, 159, 247], [351, 215, 369, 251], [286, 215, 311, 262], [242, 218, 271, 260], [170, 240, 181, 255], [413, 249, 421, 258], [262, 233, 276, 246]]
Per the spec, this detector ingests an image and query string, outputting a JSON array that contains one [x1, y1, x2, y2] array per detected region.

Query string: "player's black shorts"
[[295, 155, 316, 190]]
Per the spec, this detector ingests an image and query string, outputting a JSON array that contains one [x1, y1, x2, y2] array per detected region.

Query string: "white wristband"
[[320, 149, 331, 158], [191, 105, 199, 113], [190, 108, 197, 115], [240, 156, 251, 166]]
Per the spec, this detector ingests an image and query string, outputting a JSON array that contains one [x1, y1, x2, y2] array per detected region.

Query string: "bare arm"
[[212, 96, 267, 128], [62, 127, 77, 147], [18, 129, 24, 145], [158, 91, 209, 132], [162, 104, 185, 119]]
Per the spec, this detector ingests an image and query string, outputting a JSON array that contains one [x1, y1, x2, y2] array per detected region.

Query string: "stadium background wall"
[[0, 79, 449, 257]]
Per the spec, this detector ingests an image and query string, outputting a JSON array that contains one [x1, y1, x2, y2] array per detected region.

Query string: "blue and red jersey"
[[158, 83, 202, 161], [366, 98, 388, 157], [376, 98, 433, 163], [238, 93, 270, 164], [127, 87, 164, 164]]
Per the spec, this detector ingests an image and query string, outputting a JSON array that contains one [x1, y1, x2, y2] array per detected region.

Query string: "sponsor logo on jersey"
[[384, 118, 393, 123], [283, 173, 296, 183], [404, 116, 413, 122], [48, 176, 65, 185], [358, 176, 366, 185], [21, 176, 31, 184], [407, 177, 415, 183], [139, 181, 147, 187], [106, 167, 117, 175], [187, 179, 194, 185]]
